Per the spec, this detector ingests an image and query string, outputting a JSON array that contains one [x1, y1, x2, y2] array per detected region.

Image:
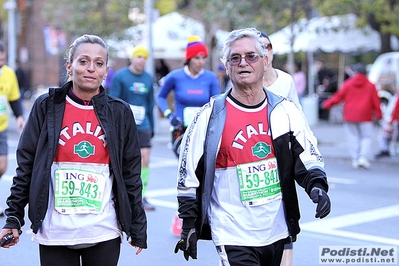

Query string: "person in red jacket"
[[322, 63, 382, 169]]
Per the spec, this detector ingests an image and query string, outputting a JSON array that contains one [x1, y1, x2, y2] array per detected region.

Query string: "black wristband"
[[312, 182, 328, 192], [182, 218, 195, 230]]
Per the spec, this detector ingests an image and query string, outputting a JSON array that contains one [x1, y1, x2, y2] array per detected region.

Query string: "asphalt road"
[[0, 114, 398, 265]]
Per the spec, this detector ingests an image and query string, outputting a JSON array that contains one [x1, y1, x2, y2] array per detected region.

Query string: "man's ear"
[[263, 56, 269, 71]]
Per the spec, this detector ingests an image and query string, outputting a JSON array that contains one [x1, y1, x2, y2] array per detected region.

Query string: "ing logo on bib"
[[252, 142, 270, 159], [74, 141, 95, 158]]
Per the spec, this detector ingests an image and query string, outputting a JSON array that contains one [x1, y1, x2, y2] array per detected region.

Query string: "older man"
[[174, 28, 331, 265]]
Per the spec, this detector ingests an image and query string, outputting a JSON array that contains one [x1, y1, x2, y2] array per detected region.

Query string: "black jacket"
[[4, 81, 147, 248]]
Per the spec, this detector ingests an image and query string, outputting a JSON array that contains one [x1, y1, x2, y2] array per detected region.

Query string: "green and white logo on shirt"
[[74, 141, 95, 158], [251, 142, 271, 159]]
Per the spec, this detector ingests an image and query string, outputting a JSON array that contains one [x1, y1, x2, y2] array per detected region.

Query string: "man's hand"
[[174, 228, 197, 261], [310, 187, 331, 218], [167, 113, 183, 127]]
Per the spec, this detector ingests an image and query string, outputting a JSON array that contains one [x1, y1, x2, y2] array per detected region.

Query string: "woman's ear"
[[66, 62, 72, 76]]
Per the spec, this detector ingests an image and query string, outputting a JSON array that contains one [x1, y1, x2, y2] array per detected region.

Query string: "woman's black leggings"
[[39, 237, 121, 266]]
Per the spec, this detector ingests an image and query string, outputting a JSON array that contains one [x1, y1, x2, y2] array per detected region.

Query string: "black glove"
[[310, 187, 331, 219], [174, 228, 197, 261], [167, 113, 183, 127]]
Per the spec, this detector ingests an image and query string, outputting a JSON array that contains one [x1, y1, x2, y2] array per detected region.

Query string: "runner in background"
[[109, 45, 155, 211], [0, 42, 25, 217], [156, 35, 219, 236]]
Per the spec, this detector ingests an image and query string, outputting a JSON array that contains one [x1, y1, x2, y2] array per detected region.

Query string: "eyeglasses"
[[265, 43, 273, 50], [227, 53, 262, 66]]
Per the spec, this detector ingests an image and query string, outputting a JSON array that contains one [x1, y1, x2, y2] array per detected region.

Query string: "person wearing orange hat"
[[157, 35, 219, 131], [156, 35, 220, 236], [109, 45, 155, 211]]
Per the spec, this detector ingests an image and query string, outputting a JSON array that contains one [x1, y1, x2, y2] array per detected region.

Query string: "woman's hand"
[[0, 228, 21, 248], [129, 241, 144, 255]]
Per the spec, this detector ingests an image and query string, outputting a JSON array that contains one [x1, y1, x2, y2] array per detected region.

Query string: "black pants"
[[217, 238, 286, 266], [39, 237, 121, 266]]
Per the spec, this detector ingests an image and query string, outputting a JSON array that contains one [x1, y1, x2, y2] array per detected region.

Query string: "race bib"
[[237, 158, 282, 207], [54, 168, 106, 214], [183, 107, 200, 127], [130, 105, 145, 125], [0, 95, 7, 116]]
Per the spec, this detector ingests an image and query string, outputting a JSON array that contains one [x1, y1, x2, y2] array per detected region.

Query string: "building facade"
[[3, 0, 63, 93]]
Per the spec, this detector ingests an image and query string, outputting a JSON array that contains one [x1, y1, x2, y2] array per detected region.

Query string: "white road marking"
[[145, 188, 177, 197], [146, 198, 178, 209], [328, 176, 357, 184], [301, 205, 399, 230], [150, 157, 177, 168], [145, 189, 178, 209], [313, 229, 399, 246], [2, 174, 13, 182], [301, 204, 399, 245], [7, 140, 19, 147]]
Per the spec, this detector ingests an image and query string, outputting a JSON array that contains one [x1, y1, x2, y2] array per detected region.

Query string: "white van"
[[368, 52, 399, 109], [368, 52, 399, 156]]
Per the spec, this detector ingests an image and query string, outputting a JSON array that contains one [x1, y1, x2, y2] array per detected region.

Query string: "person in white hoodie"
[[260, 31, 301, 266], [260, 32, 301, 110]]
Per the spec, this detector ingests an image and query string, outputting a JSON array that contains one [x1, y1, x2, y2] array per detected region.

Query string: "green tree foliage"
[[39, 0, 313, 52], [41, 0, 143, 39], [0, 0, 7, 39], [0, 0, 8, 20], [155, 0, 176, 15], [176, 0, 314, 71], [313, 0, 399, 53]]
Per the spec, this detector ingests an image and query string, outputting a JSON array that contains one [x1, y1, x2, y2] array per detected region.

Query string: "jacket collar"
[[50, 81, 106, 106], [211, 86, 284, 114]]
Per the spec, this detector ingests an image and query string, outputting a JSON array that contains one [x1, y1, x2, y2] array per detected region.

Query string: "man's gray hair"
[[220, 28, 267, 65]]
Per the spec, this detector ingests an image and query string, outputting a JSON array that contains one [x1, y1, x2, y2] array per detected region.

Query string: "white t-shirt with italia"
[[33, 96, 121, 246], [209, 96, 289, 247]]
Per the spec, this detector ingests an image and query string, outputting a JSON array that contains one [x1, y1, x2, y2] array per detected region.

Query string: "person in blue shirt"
[[156, 35, 220, 236], [157, 35, 220, 130], [109, 45, 155, 211]]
